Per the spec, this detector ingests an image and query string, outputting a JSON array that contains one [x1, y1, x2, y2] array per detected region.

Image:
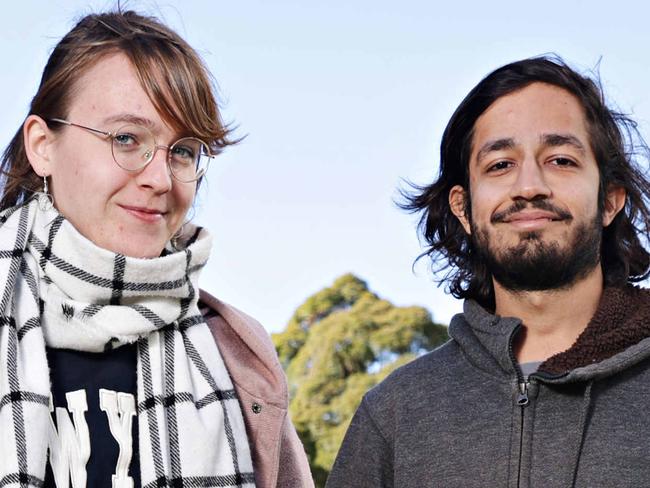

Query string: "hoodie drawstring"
[[570, 381, 593, 487]]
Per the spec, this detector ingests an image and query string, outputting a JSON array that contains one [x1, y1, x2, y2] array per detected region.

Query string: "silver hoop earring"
[[170, 222, 187, 251], [38, 175, 54, 211]]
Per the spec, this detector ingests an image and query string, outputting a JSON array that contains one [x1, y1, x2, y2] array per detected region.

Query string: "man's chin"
[[473, 212, 603, 292], [490, 237, 558, 261], [488, 242, 600, 292], [519, 230, 543, 241], [501, 226, 568, 244]]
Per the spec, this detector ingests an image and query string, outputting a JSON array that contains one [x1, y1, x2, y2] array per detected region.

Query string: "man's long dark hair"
[[402, 55, 650, 310]]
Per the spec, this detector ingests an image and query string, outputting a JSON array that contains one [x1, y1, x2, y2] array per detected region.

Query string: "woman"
[[0, 10, 312, 488]]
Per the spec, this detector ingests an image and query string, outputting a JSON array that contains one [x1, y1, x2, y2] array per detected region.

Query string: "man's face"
[[449, 82, 622, 291]]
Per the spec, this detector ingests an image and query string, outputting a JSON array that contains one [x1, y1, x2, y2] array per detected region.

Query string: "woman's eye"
[[114, 133, 138, 146], [172, 145, 196, 161]]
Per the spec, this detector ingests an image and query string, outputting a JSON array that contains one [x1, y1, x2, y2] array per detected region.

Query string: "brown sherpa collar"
[[540, 285, 650, 375]]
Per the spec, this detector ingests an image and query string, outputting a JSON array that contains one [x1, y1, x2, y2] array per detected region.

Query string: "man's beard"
[[471, 204, 602, 292]]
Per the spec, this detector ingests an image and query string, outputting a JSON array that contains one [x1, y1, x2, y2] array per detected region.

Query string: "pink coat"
[[200, 290, 315, 488]]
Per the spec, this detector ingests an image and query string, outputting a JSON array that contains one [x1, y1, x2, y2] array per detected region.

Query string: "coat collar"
[[198, 290, 289, 409]]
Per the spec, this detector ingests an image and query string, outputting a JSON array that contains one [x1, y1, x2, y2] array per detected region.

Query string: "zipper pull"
[[516, 381, 529, 406]]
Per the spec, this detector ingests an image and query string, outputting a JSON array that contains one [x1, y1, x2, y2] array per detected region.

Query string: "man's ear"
[[449, 185, 471, 234], [602, 184, 626, 227], [23, 115, 55, 177]]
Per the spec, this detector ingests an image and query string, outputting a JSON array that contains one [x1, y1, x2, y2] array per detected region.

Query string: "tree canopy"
[[272, 273, 448, 485]]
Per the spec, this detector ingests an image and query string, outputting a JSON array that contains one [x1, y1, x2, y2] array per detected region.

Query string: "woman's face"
[[34, 52, 197, 258]]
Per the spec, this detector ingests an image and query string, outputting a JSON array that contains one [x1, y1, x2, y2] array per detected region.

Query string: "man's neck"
[[494, 266, 605, 364]]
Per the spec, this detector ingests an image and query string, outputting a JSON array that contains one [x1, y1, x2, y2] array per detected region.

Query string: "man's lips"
[[502, 210, 563, 223], [499, 210, 567, 230], [491, 201, 573, 227]]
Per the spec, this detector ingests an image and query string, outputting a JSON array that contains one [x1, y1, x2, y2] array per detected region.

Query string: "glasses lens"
[[111, 124, 155, 171], [169, 138, 211, 182]]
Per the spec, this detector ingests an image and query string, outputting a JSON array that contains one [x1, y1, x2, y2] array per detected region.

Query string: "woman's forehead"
[[66, 53, 183, 137]]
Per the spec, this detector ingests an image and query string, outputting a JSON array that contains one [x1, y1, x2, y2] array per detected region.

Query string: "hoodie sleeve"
[[326, 397, 394, 488]]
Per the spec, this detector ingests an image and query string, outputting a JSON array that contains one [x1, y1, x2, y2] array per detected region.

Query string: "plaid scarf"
[[0, 200, 255, 488]]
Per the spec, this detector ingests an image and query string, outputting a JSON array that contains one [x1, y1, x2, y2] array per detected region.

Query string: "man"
[[326, 56, 650, 487]]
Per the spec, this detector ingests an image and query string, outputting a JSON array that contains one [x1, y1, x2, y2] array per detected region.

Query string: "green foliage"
[[273, 274, 369, 368], [272, 273, 448, 486]]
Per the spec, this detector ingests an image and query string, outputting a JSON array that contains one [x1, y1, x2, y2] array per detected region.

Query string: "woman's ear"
[[602, 184, 626, 227], [449, 185, 471, 234], [23, 115, 55, 177]]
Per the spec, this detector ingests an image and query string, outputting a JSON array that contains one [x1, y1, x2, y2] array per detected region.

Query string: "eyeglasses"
[[49, 118, 214, 183]]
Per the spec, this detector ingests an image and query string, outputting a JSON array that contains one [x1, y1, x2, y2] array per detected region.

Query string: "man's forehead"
[[469, 83, 591, 160]]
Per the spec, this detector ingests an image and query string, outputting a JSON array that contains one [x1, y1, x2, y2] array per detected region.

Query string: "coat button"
[[252, 402, 262, 414]]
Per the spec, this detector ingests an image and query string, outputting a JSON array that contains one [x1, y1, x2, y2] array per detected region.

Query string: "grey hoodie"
[[326, 286, 650, 488]]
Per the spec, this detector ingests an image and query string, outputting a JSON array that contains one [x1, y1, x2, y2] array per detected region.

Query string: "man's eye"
[[488, 160, 511, 172], [551, 157, 575, 167]]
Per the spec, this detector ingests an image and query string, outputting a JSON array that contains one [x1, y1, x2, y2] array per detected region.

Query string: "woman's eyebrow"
[[102, 113, 157, 129]]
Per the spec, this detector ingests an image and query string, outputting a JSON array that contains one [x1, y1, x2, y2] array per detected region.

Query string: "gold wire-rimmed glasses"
[[49, 118, 214, 183]]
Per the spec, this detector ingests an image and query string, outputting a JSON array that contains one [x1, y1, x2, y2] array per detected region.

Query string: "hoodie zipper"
[[516, 380, 528, 487], [508, 324, 529, 488], [507, 325, 575, 487]]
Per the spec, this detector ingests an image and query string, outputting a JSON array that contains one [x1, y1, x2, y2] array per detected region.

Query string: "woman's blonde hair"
[[1, 10, 235, 209]]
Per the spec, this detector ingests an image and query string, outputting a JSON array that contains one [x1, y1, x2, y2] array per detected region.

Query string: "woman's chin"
[[92, 235, 167, 259]]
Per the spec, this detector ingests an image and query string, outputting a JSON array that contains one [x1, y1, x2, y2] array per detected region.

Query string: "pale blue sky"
[[3, 1, 649, 331]]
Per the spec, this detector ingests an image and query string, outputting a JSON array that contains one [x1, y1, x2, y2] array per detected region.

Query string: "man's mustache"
[[491, 200, 573, 224]]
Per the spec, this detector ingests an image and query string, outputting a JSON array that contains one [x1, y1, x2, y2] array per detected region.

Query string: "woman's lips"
[[119, 205, 166, 223]]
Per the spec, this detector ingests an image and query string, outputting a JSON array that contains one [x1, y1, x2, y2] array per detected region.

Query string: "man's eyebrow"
[[541, 133, 586, 154], [476, 138, 516, 163], [102, 113, 157, 129]]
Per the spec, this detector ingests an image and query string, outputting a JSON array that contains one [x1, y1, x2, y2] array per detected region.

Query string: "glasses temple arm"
[[49, 118, 113, 138]]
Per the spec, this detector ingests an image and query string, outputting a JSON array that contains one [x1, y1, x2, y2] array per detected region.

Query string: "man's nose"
[[509, 159, 551, 200]]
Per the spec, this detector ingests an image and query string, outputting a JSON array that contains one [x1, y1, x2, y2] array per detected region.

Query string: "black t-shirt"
[[44, 344, 141, 488]]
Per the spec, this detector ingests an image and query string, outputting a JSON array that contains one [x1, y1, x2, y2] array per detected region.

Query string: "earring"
[[170, 222, 187, 251], [38, 175, 54, 211]]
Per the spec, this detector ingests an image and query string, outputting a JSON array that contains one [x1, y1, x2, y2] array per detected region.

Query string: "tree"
[[272, 274, 448, 486]]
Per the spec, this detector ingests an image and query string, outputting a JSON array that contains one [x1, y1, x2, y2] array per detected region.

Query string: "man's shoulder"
[[364, 338, 465, 409]]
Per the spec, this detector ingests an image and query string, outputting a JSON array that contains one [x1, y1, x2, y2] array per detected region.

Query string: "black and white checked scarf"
[[0, 199, 255, 488]]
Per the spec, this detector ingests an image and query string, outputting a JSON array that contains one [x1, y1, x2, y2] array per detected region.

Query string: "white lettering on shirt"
[[99, 389, 136, 488], [47, 390, 91, 488], [47, 389, 137, 487]]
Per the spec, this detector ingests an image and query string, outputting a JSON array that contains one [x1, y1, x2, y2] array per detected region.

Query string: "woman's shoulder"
[[198, 290, 316, 488], [198, 290, 275, 350], [198, 289, 288, 408]]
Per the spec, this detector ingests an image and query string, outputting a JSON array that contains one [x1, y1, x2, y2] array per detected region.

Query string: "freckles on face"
[[46, 53, 196, 258]]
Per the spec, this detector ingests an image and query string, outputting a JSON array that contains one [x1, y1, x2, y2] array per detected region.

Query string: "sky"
[[2, 0, 649, 332]]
